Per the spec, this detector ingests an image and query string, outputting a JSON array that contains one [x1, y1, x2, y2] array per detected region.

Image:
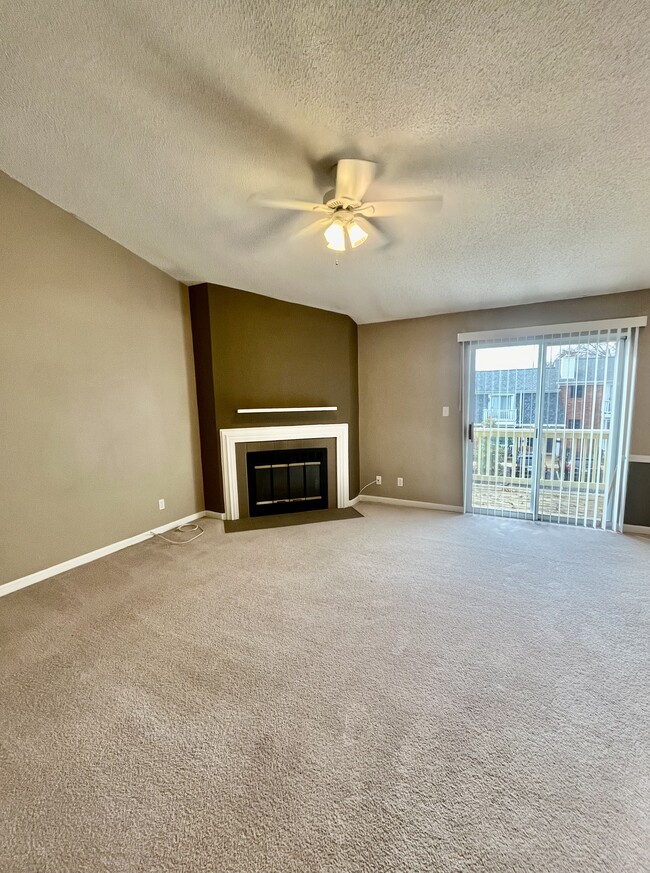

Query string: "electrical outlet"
[[158, 498, 165, 510], [397, 477, 404, 487], [375, 475, 382, 485]]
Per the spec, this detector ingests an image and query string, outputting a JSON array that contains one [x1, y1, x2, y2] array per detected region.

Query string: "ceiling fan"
[[255, 159, 442, 252]]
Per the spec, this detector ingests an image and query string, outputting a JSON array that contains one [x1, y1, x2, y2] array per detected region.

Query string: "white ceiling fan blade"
[[352, 215, 388, 248], [334, 159, 377, 202], [358, 195, 443, 217], [254, 197, 329, 212], [290, 216, 332, 240]]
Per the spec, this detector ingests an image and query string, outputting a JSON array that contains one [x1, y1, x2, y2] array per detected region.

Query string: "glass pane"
[[471, 344, 539, 516], [254, 466, 273, 504], [537, 338, 618, 526], [305, 462, 322, 499], [271, 464, 289, 501], [288, 464, 305, 500]]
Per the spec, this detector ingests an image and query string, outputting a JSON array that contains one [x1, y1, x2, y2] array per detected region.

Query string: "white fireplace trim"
[[220, 423, 350, 520]]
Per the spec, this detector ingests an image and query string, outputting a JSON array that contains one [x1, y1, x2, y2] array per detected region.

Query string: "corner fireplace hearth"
[[246, 448, 328, 516]]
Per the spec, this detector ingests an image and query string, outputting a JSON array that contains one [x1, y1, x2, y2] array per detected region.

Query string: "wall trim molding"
[[0, 511, 206, 599], [219, 423, 350, 520], [359, 495, 464, 513], [629, 454, 650, 463], [204, 510, 226, 520], [623, 523, 650, 536]]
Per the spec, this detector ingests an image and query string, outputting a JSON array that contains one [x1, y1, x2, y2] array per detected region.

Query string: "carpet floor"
[[1, 505, 648, 872]]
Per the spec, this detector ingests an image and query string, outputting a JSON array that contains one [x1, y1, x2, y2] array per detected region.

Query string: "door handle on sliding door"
[[468, 423, 474, 441]]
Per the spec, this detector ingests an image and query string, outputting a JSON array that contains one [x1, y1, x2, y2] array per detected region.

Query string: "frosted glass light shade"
[[324, 220, 346, 252], [347, 220, 368, 248]]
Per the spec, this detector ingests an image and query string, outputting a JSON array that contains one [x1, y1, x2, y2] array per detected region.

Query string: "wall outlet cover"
[[158, 498, 165, 510], [376, 475, 382, 485], [397, 477, 404, 487]]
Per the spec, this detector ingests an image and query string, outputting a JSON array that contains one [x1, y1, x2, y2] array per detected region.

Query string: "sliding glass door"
[[463, 325, 638, 530]]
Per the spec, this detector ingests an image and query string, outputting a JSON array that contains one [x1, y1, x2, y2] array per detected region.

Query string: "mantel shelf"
[[236, 406, 338, 414]]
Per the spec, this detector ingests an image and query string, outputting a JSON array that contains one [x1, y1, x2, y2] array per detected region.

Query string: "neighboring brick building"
[[474, 353, 614, 429]]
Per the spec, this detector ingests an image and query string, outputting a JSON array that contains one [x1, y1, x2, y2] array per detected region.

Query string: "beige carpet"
[[1, 505, 648, 872]]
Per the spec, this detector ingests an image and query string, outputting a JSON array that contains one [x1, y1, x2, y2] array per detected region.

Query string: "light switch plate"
[[443, 406, 450, 417]]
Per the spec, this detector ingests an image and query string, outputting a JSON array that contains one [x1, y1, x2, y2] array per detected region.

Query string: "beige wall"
[[0, 172, 203, 585], [359, 289, 650, 507]]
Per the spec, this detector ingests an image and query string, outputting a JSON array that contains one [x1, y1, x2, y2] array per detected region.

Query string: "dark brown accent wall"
[[188, 285, 221, 512], [624, 462, 650, 527], [190, 283, 359, 513]]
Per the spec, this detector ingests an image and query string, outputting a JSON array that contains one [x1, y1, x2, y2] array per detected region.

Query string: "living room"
[[1, 3, 648, 871]]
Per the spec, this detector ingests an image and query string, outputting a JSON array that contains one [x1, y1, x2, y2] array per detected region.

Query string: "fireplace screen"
[[246, 448, 328, 516]]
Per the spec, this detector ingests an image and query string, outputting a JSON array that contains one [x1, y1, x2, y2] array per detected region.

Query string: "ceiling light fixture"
[[324, 215, 369, 252], [324, 218, 346, 252]]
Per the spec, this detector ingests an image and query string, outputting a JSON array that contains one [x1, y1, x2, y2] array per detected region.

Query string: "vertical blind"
[[458, 316, 646, 531]]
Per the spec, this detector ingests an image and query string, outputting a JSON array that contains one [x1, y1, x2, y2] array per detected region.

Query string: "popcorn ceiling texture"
[[1, 506, 649, 871], [1, 1, 649, 322]]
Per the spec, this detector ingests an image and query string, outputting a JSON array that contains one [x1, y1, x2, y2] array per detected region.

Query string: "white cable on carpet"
[[152, 523, 204, 545], [357, 479, 379, 495]]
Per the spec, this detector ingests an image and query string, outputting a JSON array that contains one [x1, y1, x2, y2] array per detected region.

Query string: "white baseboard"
[[359, 495, 464, 513], [623, 523, 650, 536], [1, 498, 468, 600], [0, 511, 208, 599]]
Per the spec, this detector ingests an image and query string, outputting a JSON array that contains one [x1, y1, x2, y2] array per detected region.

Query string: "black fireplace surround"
[[246, 448, 328, 516]]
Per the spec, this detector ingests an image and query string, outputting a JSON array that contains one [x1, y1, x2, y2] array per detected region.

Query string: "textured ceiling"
[[1, 1, 649, 323]]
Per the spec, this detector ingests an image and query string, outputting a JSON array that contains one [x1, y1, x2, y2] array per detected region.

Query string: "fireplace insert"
[[246, 448, 328, 516]]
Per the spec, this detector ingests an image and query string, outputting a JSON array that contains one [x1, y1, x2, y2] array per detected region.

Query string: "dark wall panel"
[[624, 462, 650, 527], [190, 283, 359, 513], [188, 284, 221, 511]]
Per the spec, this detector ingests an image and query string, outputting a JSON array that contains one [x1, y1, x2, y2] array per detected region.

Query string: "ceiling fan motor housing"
[[325, 199, 361, 216]]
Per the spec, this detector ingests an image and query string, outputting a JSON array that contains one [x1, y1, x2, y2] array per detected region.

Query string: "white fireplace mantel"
[[219, 423, 350, 520]]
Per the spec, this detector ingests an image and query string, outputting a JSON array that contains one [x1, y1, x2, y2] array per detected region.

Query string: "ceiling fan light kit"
[[324, 214, 369, 252], [255, 158, 442, 253]]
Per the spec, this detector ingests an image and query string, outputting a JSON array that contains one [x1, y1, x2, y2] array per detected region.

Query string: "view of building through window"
[[471, 340, 618, 523]]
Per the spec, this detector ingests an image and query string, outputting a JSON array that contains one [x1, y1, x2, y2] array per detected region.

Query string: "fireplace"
[[246, 448, 328, 516], [219, 424, 349, 520]]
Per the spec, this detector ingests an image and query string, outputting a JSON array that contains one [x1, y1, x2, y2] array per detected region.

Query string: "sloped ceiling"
[[1, 1, 648, 323]]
